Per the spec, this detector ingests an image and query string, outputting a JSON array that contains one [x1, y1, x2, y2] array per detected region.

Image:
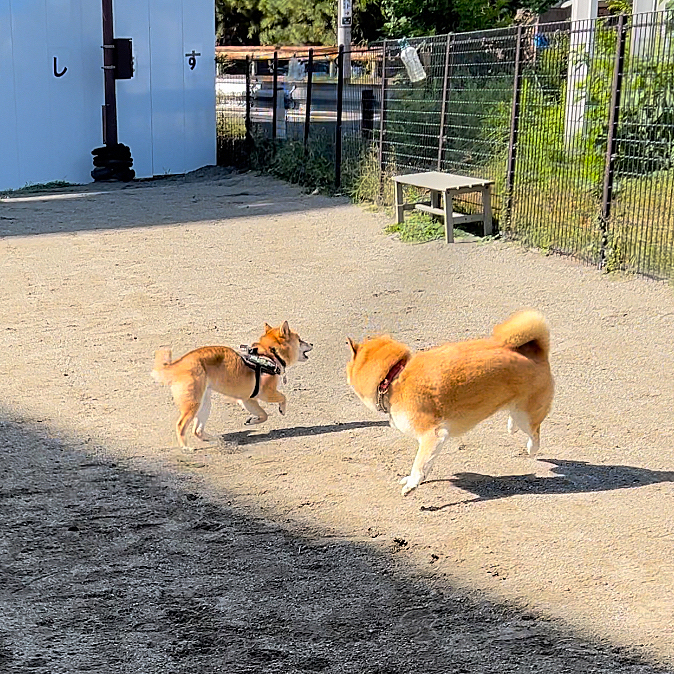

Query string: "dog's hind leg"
[[193, 387, 214, 441], [172, 375, 206, 449], [524, 390, 554, 456], [400, 426, 450, 496], [175, 400, 202, 449], [509, 406, 540, 456], [238, 398, 269, 425]]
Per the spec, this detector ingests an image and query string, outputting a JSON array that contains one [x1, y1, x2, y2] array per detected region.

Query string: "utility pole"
[[337, 0, 352, 79], [101, 0, 118, 145]]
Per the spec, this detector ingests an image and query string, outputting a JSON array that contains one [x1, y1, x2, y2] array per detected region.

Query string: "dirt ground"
[[1, 167, 673, 674]]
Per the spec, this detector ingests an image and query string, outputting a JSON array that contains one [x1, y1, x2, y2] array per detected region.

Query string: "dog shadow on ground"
[[421, 458, 674, 511], [219, 420, 390, 446]]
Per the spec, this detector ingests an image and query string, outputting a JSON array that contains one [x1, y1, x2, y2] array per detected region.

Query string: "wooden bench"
[[392, 171, 494, 243]]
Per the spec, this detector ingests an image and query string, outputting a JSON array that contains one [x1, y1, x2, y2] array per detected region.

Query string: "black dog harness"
[[239, 345, 285, 398]]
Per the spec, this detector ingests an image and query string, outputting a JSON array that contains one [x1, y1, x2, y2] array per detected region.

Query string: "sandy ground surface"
[[1, 167, 673, 674]]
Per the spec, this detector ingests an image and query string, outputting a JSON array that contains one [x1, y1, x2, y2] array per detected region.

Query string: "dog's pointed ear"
[[347, 337, 359, 357], [280, 321, 291, 338], [264, 322, 273, 333]]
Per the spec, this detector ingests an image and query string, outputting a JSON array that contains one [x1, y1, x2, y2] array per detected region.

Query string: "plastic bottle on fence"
[[400, 41, 426, 83]]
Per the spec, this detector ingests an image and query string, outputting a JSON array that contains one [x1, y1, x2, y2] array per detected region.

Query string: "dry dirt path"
[[1, 168, 673, 673]]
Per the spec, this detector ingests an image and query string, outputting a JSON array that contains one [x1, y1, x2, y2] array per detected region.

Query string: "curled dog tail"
[[492, 310, 550, 360], [151, 347, 174, 384]]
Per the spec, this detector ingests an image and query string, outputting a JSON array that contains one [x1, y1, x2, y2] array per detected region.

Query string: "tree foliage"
[[216, 0, 335, 45], [215, 0, 559, 45]]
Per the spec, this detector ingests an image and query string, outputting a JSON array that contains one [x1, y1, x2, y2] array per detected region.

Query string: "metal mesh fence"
[[609, 11, 674, 277], [215, 55, 249, 167], [379, 36, 448, 173], [438, 28, 517, 217], [378, 30, 517, 219], [509, 18, 609, 265], [216, 46, 382, 190], [215, 11, 674, 280]]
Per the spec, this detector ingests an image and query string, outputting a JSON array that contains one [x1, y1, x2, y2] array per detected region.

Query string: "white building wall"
[[0, 0, 102, 190], [149, 0, 187, 176], [1, 0, 215, 191], [182, 0, 217, 175], [44, 0, 103, 185], [114, 0, 154, 179], [0, 0, 20, 189], [115, 0, 215, 179]]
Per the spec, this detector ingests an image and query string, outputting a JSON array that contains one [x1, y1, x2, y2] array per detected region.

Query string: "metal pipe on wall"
[[101, 0, 118, 145]]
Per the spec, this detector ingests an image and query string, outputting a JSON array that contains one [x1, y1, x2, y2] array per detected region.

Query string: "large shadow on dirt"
[[0, 417, 668, 674], [219, 420, 390, 446], [0, 168, 343, 238], [422, 459, 674, 510]]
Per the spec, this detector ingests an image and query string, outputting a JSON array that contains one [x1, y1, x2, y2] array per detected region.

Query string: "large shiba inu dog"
[[152, 322, 312, 448], [346, 311, 554, 495]]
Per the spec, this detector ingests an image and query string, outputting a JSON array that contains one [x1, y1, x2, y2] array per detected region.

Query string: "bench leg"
[[444, 190, 454, 243], [395, 182, 405, 225], [431, 189, 441, 220], [482, 185, 493, 236]]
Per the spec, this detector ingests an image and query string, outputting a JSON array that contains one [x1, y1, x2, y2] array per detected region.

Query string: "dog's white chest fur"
[[389, 408, 415, 436]]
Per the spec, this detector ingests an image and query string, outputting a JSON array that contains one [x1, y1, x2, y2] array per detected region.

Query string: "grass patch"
[[251, 134, 337, 193], [1, 180, 76, 198], [385, 211, 471, 243], [247, 132, 383, 199]]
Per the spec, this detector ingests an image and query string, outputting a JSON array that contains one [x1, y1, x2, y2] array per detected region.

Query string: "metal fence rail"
[[215, 10, 674, 280]]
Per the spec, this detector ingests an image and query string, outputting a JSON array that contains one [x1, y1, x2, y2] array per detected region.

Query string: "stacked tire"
[[91, 144, 135, 182]]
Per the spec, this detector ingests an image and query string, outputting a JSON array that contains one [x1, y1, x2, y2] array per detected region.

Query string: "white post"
[[338, 0, 352, 78], [565, 0, 599, 141], [633, 0, 664, 58]]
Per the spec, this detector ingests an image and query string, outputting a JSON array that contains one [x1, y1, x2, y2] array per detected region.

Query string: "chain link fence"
[[216, 11, 674, 280]]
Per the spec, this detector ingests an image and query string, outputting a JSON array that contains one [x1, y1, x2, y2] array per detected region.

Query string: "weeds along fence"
[[216, 11, 674, 280]]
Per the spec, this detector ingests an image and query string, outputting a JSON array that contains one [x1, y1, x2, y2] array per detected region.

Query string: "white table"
[[392, 171, 494, 243]]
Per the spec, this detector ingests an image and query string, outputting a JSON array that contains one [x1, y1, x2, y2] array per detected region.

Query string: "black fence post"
[[101, 0, 118, 146], [335, 44, 345, 190], [600, 13, 628, 267], [437, 33, 454, 170], [272, 50, 278, 142], [361, 89, 374, 140], [304, 48, 314, 154], [245, 55, 252, 149], [505, 25, 524, 228], [378, 40, 387, 197]]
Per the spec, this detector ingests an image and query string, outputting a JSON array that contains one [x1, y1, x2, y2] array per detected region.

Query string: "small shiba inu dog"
[[346, 311, 554, 495], [152, 321, 312, 448]]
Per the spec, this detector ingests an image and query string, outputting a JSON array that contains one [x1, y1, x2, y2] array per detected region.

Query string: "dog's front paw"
[[194, 428, 215, 441], [399, 475, 420, 496], [244, 416, 265, 426], [279, 401, 287, 416], [526, 438, 539, 456]]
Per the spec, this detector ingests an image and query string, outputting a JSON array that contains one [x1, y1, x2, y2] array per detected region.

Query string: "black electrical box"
[[114, 38, 134, 79]]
